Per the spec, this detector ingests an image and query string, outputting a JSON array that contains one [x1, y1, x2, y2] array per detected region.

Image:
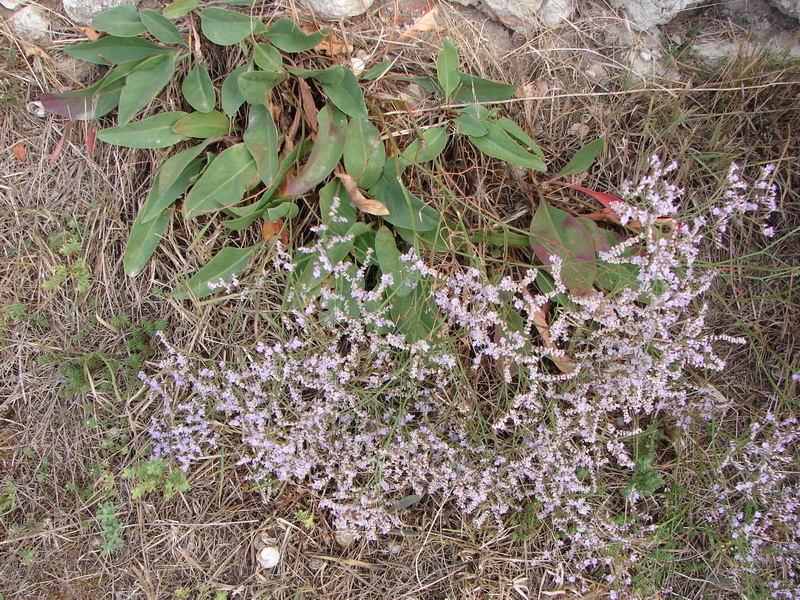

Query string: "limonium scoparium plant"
[[140, 158, 790, 593]]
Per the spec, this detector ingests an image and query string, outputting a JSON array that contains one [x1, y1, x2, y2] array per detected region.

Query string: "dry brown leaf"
[[397, 7, 443, 40], [74, 26, 101, 41], [532, 303, 574, 374], [336, 173, 390, 216], [11, 143, 26, 161], [262, 219, 288, 244], [312, 32, 352, 56], [19, 39, 51, 60], [296, 78, 319, 133]]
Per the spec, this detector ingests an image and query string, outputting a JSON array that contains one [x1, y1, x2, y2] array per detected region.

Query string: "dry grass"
[[1, 1, 799, 598]]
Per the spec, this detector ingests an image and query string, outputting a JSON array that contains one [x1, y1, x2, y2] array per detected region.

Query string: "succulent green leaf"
[[183, 143, 257, 218], [243, 104, 279, 186], [453, 72, 516, 103], [172, 110, 229, 138], [344, 118, 385, 189], [96, 111, 189, 148], [198, 7, 266, 46], [182, 62, 216, 112], [375, 226, 415, 297], [399, 127, 448, 168], [124, 205, 169, 277], [529, 199, 598, 293], [162, 0, 199, 19], [388, 494, 422, 513], [361, 59, 391, 81], [92, 5, 147, 37], [495, 117, 545, 160], [237, 70, 285, 105], [117, 53, 175, 125], [322, 66, 368, 118], [62, 36, 171, 65], [453, 113, 487, 137], [221, 64, 249, 116], [172, 243, 264, 299], [140, 157, 204, 222], [436, 39, 459, 98], [139, 8, 187, 45], [253, 43, 282, 70], [368, 162, 439, 232], [285, 104, 347, 197], [552, 139, 605, 179], [468, 121, 546, 171], [265, 18, 328, 52], [156, 140, 211, 195]]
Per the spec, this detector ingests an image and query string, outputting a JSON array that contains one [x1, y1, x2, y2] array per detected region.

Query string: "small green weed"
[[123, 458, 189, 500], [97, 502, 124, 555]]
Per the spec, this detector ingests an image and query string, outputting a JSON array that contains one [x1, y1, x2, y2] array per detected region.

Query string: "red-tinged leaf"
[[86, 126, 96, 157], [50, 121, 74, 166], [550, 180, 623, 211]]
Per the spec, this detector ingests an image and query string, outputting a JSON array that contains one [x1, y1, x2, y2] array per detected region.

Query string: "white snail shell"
[[334, 530, 356, 546], [257, 546, 281, 569]]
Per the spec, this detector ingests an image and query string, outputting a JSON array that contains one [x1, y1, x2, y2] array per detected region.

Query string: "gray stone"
[[299, 0, 376, 20], [62, 0, 139, 26], [452, 0, 574, 32], [610, 0, 700, 29], [770, 0, 800, 19], [8, 5, 51, 44]]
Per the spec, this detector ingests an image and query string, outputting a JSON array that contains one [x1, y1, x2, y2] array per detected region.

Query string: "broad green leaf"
[[162, 0, 199, 19], [319, 180, 356, 236], [253, 43, 282, 70], [287, 229, 359, 307], [157, 140, 211, 195], [344, 118, 385, 189], [286, 65, 343, 84], [529, 199, 598, 293], [390, 284, 438, 342], [285, 104, 347, 197], [321, 66, 367, 119], [237, 70, 285, 105], [399, 127, 448, 168], [264, 201, 298, 222], [96, 111, 189, 148], [243, 104, 278, 186], [62, 36, 171, 65], [182, 62, 216, 112], [172, 110, 229, 138], [453, 113, 487, 137], [183, 143, 257, 218], [361, 59, 391, 81], [92, 5, 147, 37], [368, 162, 439, 232], [453, 72, 516, 103], [124, 205, 169, 277], [375, 226, 415, 297], [436, 39, 459, 98], [495, 117, 545, 160], [221, 64, 249, 116], [172, 243, 264, 299], [468, 121, 546, 171], [117, 53, 175, 125], [552, 139, 604, 179], [470, 228, 530, 247], [266, 18, 328, 52], [198, 7, 266, 46], [140, 157, 204, 222], [388, 494, 422, 513], [139, 8, 187, 45]]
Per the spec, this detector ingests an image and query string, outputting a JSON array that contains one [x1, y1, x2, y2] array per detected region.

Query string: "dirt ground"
[[1, 0, 799, 598]]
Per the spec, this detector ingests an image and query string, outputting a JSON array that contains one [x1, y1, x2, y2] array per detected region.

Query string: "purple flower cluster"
[[141, 160, 789, 593]]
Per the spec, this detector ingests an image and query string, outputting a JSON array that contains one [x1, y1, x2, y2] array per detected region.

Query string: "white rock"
[[610, 0, 700, 29], [1, 0, 22, 9], [257, 546, 281, 569], [62, 0, 140, 26], [298, 0, 375, 20], [8, 5, 51, 44], [452, 0, 574, 32]]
